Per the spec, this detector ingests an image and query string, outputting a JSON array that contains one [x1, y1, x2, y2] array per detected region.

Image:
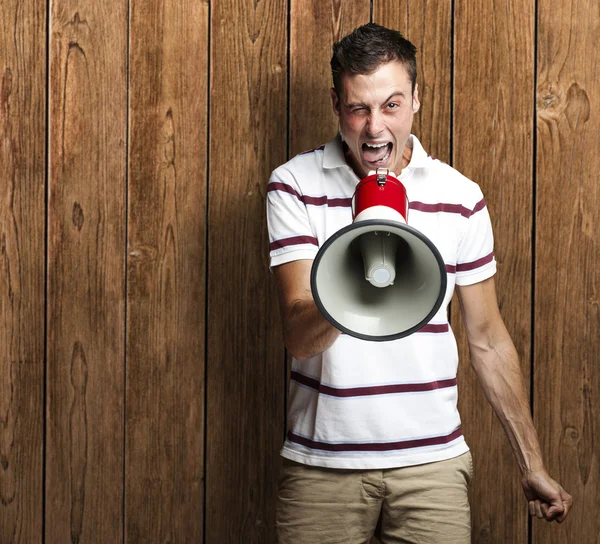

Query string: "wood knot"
[[565, 82, 590, 128], [128, 245, 157, 262], [538, 81, 590, 129], [72, 202, 84, 231], [537, 82, 564, 117], [1, 68, 13, 112], [70, 341, 88, 390], [70, 12, 87, 25], [562, 426, 579, 446]]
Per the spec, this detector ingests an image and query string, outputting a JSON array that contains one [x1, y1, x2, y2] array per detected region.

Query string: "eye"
[[387, 102, 399, 109]]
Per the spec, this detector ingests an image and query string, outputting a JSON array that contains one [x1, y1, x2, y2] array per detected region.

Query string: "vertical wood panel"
[[46, 1, 127, 541], [290, 0, 370, 157], [534, 0, 600, 541], [453, 1, 533, 542], [126, 0, 208, 541], [0, 0, 46, 541], [206, 0, 287, 541], [374, 0, 452, 163]]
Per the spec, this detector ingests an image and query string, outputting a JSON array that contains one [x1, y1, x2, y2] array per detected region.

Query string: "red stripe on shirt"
[[339, 323, 449, 336], [269, 183, 487, 218], [268, 181, 302, 199], [270, 235, 319, 251], [471, 198, 486, 215], [418, 323, 450, 333], [301, 195, 352, 207], [268, 182, 352, 208], [456, 251, 494, 272], [287, 427, 463, 452], [291, 371, 456, 398], [410, 197, 486, 218]]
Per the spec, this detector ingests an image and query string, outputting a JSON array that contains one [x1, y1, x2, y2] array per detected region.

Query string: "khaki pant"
[[276, 452, 473, 544]]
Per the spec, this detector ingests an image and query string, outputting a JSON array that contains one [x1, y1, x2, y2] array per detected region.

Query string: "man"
[[267, 23, 571, 543]]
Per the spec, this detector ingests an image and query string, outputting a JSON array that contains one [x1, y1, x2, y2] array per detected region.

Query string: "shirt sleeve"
[[455, 187, 497, 286], [266, 167, 319, 270]]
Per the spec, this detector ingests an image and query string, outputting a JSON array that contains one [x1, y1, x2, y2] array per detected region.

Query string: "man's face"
[[331, 61, 419, 179]]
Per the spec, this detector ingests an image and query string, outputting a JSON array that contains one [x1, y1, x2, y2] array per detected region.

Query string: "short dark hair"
[[330, 23, 417, 96]]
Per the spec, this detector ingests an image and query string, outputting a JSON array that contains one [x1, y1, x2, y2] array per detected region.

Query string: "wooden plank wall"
[[0, 1, 597, 542]]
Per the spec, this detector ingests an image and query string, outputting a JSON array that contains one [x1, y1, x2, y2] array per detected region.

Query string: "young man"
[[267, 23, 572, 543]]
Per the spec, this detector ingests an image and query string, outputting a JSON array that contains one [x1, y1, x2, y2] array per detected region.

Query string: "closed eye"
[[350, 107, 369, 116]]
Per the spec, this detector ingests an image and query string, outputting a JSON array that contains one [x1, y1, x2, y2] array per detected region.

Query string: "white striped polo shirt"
[[267, 134, 496, 469]]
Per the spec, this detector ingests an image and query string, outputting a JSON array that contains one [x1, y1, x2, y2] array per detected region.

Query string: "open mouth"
[[362, 142, 392, 165]]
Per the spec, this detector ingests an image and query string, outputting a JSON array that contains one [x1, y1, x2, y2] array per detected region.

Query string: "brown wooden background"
[[1, 0, 598, 542]]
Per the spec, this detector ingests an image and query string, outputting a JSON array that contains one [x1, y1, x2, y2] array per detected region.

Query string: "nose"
[[366, 110, 384, 137]]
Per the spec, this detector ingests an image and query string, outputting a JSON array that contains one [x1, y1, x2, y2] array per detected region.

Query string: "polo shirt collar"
[[322, 133, 429, 171]]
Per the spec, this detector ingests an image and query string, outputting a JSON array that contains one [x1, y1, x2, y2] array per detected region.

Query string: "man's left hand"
[[521, 470, 573, 522]]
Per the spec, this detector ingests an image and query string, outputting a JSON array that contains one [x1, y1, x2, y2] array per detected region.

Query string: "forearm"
[[470, 334, 545, 475], [283, 298, 341, 360]]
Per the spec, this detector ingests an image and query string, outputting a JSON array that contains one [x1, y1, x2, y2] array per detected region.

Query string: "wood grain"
[[0, 0, 46, 541], [125, 0, 208, 541], [534, 0, 600, 541], [206, 0, 287, 541], [290, 0, 371, 156], [374, 0, 452, 162], [46, 2, 127, 541], [452, 1, 534, 542]]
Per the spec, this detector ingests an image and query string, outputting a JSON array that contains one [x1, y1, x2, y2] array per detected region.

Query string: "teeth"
[[365, 142, 388, 148]]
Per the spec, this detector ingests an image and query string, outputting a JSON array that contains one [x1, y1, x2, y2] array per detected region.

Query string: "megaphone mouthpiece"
[[360, 231, 398, 288]]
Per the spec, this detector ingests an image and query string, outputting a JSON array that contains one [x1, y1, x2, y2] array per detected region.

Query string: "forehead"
[[339, 61, 412, 103]]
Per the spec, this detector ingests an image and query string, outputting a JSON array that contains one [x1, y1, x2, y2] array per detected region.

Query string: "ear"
[[412, 83, 420, 113], [330, 88, 340, 116]]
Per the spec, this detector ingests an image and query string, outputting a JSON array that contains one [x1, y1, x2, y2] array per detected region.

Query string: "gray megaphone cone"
[[310, 169, 447, 341]]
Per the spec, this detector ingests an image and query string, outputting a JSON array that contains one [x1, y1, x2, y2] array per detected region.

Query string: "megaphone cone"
[[311, 169, 447, 341]]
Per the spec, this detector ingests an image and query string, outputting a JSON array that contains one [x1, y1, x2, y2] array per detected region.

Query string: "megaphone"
[[311, 168, 447, 341]]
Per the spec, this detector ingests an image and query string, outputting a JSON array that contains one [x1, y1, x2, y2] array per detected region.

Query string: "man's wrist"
[[521, 455, 546, 476]]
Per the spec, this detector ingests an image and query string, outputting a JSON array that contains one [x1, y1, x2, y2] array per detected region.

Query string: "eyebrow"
[[345, 92, 406, 109]]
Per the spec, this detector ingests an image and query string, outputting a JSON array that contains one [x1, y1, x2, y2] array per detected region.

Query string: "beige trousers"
[[276, 452, 473, 544]]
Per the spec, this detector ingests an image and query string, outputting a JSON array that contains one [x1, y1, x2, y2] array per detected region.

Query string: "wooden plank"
[[374, 0, 452, 162], [534, 0, 599, 541], [290, 1, 371, 156], [205, 0, 287, 541], [46, 1, 127, 541], [0, 0, 46, 541], [452, 1, 534, 542], [125, 0, 208, 541]]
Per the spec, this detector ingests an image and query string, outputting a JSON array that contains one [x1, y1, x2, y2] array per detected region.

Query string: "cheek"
[[340, 115, 364, 135], [389, 114, 413, 136]]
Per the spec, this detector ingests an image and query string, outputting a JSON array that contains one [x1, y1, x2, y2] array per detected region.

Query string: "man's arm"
[[456, 277, 573, 523], [273, 259, 341, 360]]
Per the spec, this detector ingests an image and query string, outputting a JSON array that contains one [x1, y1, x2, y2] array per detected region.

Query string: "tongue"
[[363, 144, 389, 163]]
